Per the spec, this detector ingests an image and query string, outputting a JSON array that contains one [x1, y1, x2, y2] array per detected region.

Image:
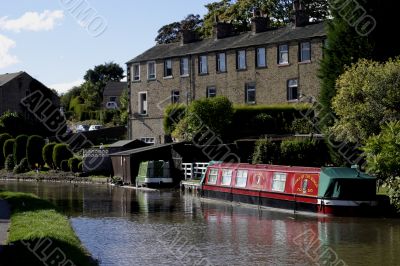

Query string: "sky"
[[0, 0, 210, 94]]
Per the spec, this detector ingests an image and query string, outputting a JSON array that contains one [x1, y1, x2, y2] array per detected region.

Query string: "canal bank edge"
[[0, 191, 98, 266], [0, 199, 10, 249]]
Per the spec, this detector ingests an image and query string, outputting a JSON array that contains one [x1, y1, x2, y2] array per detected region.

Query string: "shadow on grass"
[[0, 238, 97, 266], [0, 192, 56, 213]]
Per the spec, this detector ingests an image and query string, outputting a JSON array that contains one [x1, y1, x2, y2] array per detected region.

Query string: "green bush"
[[53, 144, 73, 169], [0, 133, 12, 169], [60, 160, 70, 172], [68, 157, 80, 173], [291, 118, 315, 134], [3, 139, 15, 159], [280, 139, 328, 166], [5, 154, 15, 172], [13, 135, 28, 165], [42, 143, 57, 169], [78, 162, 83, 172], [26, 135, 45, 169], [252, 138, 279, 164], [13, 157, 29, 174], [163, 104, 187, 135]]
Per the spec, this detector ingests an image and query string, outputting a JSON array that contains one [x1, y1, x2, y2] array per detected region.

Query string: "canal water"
[[0, 181, 399, 266]]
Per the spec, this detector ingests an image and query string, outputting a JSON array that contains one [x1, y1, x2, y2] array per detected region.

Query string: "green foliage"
[[0, 133, 12, 169], [3, 139, 15, 159], [53, 144, 73, 169], [332, 59, 400, 143], [42, 143, 56, 169], [156, 14, 203, 44], [60, 86, 81, 110], [0, 111, 53, 137], [172, 96, 234, 141], [163, 104, 187, 135], [119, 89, 129, 125], [78, 161, 83, 172], [80, 81, 101, 110], [60, 160, 70, 172], [291, 117, 314, 134], [26, 135, 45, 169], [13, 135, 28, 165], [363, 122, 400, 210], [68, 157, 81, 173], [252, 138, 278, 164], [13, 158, 30, 174], [280, 139, 328, 166], [5, 154, 15, 172]]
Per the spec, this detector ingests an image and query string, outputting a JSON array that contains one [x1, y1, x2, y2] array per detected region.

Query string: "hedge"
[[5, 154, 15, 172], [13, 157, 29, 174], [68, 157, 80, 173], [78, 162, 83, 172], [53, 144, 73, 169], [3, 139, 15, 159], [26, 135, 45, 169], [252, 138, 279, 164], [13, 135, 28, 165], [60, 160, 70, 172], [163, 104, 186, 135], [42, 143, 57, 169], [0, 133, 12, 169]]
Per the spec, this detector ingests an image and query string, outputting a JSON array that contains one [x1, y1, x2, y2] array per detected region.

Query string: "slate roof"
[[0, 71, 24, 86], [127, 22, 326, 64], [103, 81, 127, 96]]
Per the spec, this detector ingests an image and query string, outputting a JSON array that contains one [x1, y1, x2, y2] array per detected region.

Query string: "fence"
[[182, 162, 209, 180]]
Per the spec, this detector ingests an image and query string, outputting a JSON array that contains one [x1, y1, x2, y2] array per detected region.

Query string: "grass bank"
[[0, 191, 97, 266]]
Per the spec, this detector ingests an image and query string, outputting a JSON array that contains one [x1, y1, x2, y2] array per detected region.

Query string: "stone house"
[[102, 81, 127, 109], [126, 10, 326, 144]]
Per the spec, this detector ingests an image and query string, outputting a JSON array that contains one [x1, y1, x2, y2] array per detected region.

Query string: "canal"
[[0, 181, 399, 266]]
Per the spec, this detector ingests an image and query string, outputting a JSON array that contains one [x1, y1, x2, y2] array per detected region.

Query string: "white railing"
[[182, 162, 209, 180]]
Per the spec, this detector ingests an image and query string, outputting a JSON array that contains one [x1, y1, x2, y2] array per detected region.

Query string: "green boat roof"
[[318, 167, 376, 198]]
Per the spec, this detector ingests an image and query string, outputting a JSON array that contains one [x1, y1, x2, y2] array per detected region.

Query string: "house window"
[[278, 44, 289, 65], [140, 137, 155, 145], [245, 83, 256, 104], [256, 47, 266, 68], [217, 52, 226, 72], [164, 59, 173, 77], [171, 90, 180, 104], [207, 86, 217, 98], [109, 96, 117, 102], [236, 50, 246, 70], [221, 169, 233, 186], [147, 61, 156, 80], [199, 55, 208, 74], [235, 170, 248, 188], [180, 57, 189, 76], [208, 168, 218, 185], [272, 173, 287, 192], [300, 42, 311, 62], [138, 92, 147, 115], [132, 64, 140, 81], [287, 79, 299, 101]]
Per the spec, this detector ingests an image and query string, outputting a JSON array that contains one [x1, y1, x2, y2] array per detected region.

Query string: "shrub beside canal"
[[0, 191, 97, 266]]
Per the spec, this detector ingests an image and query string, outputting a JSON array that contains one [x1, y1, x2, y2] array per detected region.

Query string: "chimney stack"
[[213, 15, 234, 39], [181, 30, 198, 45], [292, 0, 309, 27], [251, 9, 269, 33]]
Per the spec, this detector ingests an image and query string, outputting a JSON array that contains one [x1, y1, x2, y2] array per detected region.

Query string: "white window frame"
[[164, 59, 173, 78], [245, 83, 256, 104], [147, 61, 156, 80], [256, 47, 267, 68], [221, 169, 233, 186], [235, 170, 248, 188], [237, 50, 246, 70], [217, 52, 226, 72], [180, 57, 189, 76], [140, 137, 155, 145], [171, 90, 180, 104], [207, 168, 218, 185], [278, 44, 289, 65], [132, 63, 140, 81], [287, 79, 299, 101], [138, 91, 148, 115], [207, 86, 217, 98], [300, 42, 311, 62], [199, 55, 208, 74], [272, 173, 287, 192]]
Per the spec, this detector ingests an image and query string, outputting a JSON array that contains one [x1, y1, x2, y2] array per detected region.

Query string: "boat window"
[[221, 169, 233, 186], [235, 170, 248, 188], [207, 169, 218, 185], [272, 173, 287, 192]]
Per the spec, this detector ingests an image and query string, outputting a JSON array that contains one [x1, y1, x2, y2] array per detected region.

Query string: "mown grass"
[[0, 191, 97, 266]]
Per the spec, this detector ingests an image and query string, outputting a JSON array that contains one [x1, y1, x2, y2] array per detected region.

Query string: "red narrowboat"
[[201, 163, 378, 216]]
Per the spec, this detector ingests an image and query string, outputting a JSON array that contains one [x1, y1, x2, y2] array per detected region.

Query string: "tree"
[[3, 139, 15, 159], [155, 14, 203, 44], [26, 135, 45, 169], [53, 144, 73, 169], [43, 143, 57, 169], [119, 89, 129, 124], [331, 59, 400, 144], [13, 135, 28, 165], [0, 133, 12, 169], [80, 81, 101, 110], [60, 86, 81, 109]]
